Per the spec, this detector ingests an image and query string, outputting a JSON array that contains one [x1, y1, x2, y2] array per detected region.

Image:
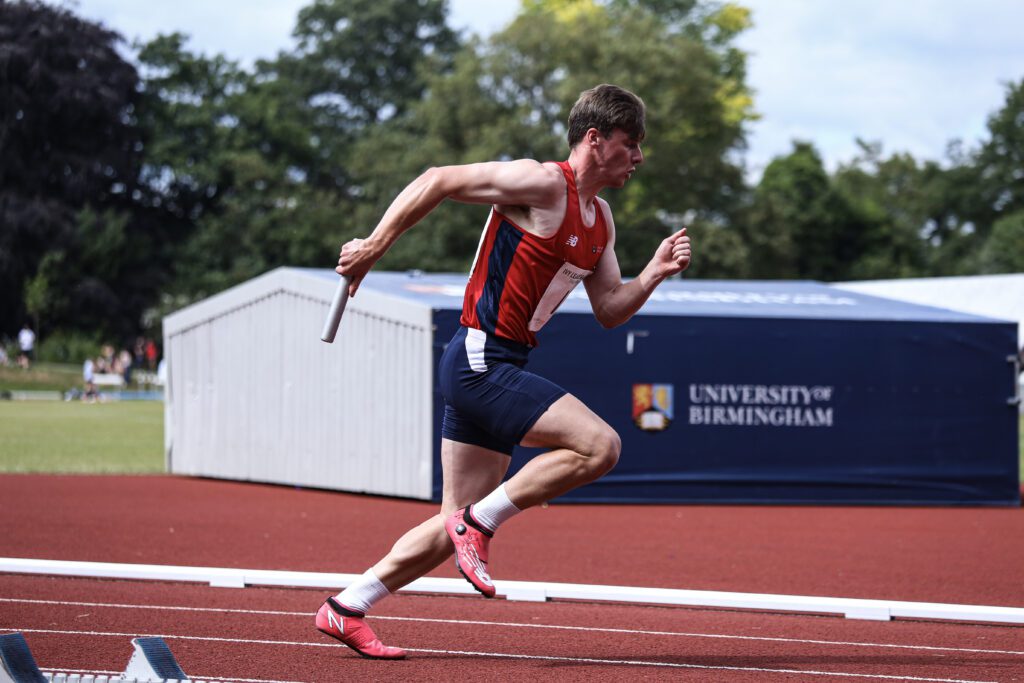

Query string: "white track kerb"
[[2, 558, 1023, 625]]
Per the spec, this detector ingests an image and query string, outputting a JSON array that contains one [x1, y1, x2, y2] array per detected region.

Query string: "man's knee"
[[585, 426, 621, 477]]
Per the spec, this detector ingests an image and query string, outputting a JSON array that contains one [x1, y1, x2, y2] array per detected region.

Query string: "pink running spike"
[[315, 599, 406, 659], [445, 506, 496, 598]]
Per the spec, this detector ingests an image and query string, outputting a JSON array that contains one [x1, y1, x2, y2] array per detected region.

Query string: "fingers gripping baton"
[[320, 275, 352, 343]]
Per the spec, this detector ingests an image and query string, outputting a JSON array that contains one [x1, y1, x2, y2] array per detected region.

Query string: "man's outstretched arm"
[[337, 160, 564, 295]]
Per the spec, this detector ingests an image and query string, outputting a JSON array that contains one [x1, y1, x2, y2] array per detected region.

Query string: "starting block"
[[122, 638, 189, 682], [0, 633, 46, 683], [2, 632, 194, 683]]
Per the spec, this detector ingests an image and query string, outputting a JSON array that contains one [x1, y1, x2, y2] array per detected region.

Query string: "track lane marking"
[[38, 670, 305, 683], [2, 597, 1021, 657], [0, 627, 1000, 683]]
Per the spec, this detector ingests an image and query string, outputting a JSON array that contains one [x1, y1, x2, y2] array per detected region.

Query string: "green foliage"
[[686, 221, 750, 278], [832, 142, 928, 280], [344, 0, 754, 275], [3, 0, 1023, 340], [976, 210, 1024, 273], [35, 331, 103, 365], [976, 80, 1024, 224], [0, 401, 164, 473], [0, 1, 150, 340], [743, 75, 1024, 282], [743, 142, 865, 280], [283, 0, 457, 127]]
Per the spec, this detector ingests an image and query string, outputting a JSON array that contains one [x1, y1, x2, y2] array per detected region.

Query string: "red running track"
[[1, 474, 1023, 681]]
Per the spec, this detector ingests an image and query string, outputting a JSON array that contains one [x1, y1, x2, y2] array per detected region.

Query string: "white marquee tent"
[[832, 273, 1023, 347]]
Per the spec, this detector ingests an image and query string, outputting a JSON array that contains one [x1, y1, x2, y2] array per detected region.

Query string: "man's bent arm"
[[585, 206, 691, 328], [338, 160, 563, 294]]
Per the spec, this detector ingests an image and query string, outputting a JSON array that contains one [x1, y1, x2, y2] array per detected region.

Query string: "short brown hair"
[[567, 84, 646, 148]]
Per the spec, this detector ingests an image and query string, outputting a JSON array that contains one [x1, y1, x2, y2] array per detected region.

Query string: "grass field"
[[0, 401, 164, 473], [0, 362, 82, 392]]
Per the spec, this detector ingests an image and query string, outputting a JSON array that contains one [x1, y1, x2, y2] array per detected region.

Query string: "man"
[[18, 323, 35, 369], [317, 84, 691, 659]]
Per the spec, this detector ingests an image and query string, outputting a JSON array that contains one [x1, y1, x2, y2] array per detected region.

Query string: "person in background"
[[18, 323, 35, 369], [82, 357, 97, 402], [145, 338, 158, 370], [118, 348, 134, 384]]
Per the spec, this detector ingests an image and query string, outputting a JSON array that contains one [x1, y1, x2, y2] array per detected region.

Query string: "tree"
[[0, 1, 151, 339], [286, 0, 457, 122], [271, 0, 460, 191], [976, 79, 1024, 226], [744, 142, 866, 280], [342, 0, 756, 276], [976, 210, 1024, 274], [134, 1, 464, 300], [831, 141, 928, 279]]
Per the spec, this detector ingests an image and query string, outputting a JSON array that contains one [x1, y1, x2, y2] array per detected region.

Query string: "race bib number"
[[528, 262, 591, 332]]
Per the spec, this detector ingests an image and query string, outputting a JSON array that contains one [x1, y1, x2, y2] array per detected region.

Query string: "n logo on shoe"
[[327, 610, 345, 634]]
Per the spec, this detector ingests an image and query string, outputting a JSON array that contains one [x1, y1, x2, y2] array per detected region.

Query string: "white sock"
[[334, 569, 391, 615], [469, 483, 521, 533]]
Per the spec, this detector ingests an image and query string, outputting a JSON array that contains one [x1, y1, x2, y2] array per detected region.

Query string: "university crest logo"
[[632, 383, 673, 432]]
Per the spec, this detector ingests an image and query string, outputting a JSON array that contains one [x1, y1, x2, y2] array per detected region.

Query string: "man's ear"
[[585, 127, 602, 147]]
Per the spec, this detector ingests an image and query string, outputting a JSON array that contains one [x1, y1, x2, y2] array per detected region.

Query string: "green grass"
[[0, 401, 164, 473], [0, 362, 83, 392]]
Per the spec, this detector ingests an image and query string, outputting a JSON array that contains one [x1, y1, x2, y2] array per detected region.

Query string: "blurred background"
[[0, 1, 1021, 449]]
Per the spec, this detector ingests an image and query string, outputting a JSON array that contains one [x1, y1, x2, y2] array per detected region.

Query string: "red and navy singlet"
[[460, 161, 608, 348]]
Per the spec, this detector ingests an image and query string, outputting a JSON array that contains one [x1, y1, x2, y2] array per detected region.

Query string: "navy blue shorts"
[[439, 327, 566, 455]]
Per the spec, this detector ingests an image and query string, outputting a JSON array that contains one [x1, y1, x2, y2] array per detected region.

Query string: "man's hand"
[[336, 237, 385, 296], [654, 227, 691, 278]]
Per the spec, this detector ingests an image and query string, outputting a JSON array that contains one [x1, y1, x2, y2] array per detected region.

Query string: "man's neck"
[[566, 150, 602, 205]]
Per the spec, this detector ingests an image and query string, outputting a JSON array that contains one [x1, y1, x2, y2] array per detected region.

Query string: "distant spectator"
[[98, 344, 115, 374], [82, 358, 97, 401], [17, 323, 35, 368], [133, 336, 146, 369], [118, 348, 133, 384], [145, 338, 158, 370], [157, 357, 167, 387], [0, 345, 8, 366]]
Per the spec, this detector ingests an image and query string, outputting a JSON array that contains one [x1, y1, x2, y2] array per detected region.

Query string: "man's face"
[[595, 128, 644, 187]]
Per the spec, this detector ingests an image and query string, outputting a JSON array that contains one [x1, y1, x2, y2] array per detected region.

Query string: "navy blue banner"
[[424, 279, 1019, 505]]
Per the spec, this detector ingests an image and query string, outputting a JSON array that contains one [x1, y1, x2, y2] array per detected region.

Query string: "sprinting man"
[[317, 84, 691, 659]]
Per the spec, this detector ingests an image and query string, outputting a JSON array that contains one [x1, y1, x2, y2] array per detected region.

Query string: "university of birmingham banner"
[[423, 279, 1020, 505]]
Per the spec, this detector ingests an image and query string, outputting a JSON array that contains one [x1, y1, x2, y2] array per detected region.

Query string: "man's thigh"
[[519, 393, 614, 453], [440, 438, 510, 515]]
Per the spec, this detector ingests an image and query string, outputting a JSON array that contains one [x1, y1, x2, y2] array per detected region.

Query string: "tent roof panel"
[[296, 268, 1007, 324]]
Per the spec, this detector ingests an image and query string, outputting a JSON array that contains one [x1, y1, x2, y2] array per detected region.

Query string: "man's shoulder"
[[538, 161, 568, 188], [595, 196, 615, 220]]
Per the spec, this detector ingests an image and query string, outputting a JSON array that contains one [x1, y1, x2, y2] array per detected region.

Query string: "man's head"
[[567, 84, 646, 149]]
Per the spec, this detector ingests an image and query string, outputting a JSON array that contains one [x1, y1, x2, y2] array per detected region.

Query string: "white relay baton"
[[320, 275, 352, 343]]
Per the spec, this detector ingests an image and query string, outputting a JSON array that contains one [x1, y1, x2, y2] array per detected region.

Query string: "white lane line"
[[2, 597, 1022, 657], [404, 648, 998, 683], [370, 616, 1024, 658], [1, 627, 999, 683], [0, 630, 991, 683], [38, 670, 306, 683]]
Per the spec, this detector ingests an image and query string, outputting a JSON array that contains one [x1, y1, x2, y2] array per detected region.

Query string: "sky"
[[54, 0, 1024, 177]]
